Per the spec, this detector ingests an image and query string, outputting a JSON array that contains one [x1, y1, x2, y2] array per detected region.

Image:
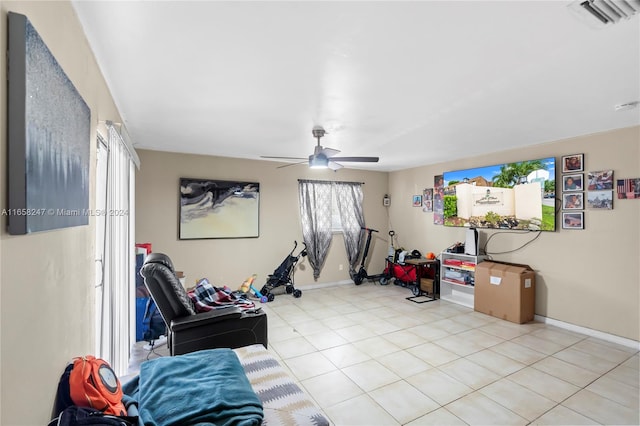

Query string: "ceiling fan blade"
[[330, 156, 379, 163], [276, 161, 307, 169], [261, 155, 307, 160], [319, 147, 340, 158], [328, 161, 343, 171]]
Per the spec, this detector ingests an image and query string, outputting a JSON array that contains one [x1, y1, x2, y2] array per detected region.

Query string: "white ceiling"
[[72, 1, 640, 172]]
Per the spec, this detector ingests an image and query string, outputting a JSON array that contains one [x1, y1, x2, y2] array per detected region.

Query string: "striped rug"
[[234, 344, 330, 426]]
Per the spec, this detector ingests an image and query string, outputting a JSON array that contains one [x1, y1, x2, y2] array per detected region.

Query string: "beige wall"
[[389, 126, 640, 341], [136, 127, 639, 344], [0, 2, 122, 424], [0, 3, 637, 425], [135, 150, 390, 290]]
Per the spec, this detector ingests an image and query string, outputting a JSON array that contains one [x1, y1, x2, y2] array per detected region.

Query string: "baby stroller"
[[261, 241, 307, 300]]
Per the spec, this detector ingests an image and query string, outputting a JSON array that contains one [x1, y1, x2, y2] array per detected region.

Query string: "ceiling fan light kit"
[[261, 126, 379, 170], [309, 153, 329, 169]]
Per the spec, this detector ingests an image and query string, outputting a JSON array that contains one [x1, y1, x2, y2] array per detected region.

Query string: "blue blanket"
[[122, 349, 263, 426]]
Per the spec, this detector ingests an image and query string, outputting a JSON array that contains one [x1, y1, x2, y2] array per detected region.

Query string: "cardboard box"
[[420, 278, 435, 294], [474, 261, 535, 324]]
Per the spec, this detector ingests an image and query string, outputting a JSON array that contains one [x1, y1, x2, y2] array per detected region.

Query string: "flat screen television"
[[442, 157, 556, 231]]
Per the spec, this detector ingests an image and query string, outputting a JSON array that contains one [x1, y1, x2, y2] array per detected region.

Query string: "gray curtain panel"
[[298, 180, 333, 279], [334, 182, 365, 278]]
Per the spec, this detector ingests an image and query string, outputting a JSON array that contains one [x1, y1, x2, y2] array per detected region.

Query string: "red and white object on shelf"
[[460, 261, 476, 271]]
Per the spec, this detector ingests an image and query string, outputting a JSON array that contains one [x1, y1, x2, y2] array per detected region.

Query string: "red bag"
[[384, 262, 418, 283], [69, 356, 126, 416]]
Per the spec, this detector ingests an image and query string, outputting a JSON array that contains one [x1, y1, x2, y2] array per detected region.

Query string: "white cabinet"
[[439, 252, 486, 308]]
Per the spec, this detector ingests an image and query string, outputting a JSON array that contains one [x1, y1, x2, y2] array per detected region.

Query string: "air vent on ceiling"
[[569, 0, 640, 28]]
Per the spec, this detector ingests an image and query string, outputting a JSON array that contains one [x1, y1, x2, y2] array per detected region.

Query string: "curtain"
[[298, 180, 333, 279], [96, 124, 137, 376], [334, 182, 365, 278]]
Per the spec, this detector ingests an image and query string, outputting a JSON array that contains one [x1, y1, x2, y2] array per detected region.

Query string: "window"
[[94, 123, 139, 375], [94, 136, 107, 357], [298, 179, 364, 278], [330, 190, 343, 232]]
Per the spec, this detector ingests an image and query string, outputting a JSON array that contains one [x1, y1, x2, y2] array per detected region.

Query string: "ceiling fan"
[[261, 126, 379, 170]]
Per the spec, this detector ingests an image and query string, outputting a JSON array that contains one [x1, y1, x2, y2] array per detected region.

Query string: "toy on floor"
[[249, 284, 270, 303], [237, 274, 269, 302], [239, 274, 257, 294]]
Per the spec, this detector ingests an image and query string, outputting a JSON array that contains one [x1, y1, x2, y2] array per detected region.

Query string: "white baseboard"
[[301, 278, 394, 291], [301, 280, 354, 291], [534, 315, 640, 350]]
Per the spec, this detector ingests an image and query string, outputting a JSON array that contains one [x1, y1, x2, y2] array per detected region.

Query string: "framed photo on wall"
[[617, 178, 640, 199], [413, 195, 423, 207], [562, 212, 584, 230], [587, 191, 613, 209], [563, 174, 583, 192], [587, 170, 614, 191], [562, 153, 584, 173], [562, 192, 583, 210]]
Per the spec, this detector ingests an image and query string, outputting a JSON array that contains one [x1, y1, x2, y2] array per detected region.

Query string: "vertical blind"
[[96, 124, 137, 375]]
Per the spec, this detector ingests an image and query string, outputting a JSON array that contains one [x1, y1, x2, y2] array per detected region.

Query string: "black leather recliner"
[[140, 253, 268, 356]]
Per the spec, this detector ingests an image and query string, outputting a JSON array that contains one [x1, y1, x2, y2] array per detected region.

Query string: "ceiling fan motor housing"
[[312, 126, 327, 139], [309, 153, 329, 168]]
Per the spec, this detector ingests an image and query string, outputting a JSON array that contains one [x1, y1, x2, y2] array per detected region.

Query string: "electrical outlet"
[[339, 264, 343, 271]]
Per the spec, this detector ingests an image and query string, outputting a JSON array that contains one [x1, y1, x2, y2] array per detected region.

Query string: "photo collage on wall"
[[561, 154, 585, 230], [426, 153, 634, 230], [422, 188, 433, 212], [433, 175, 444, 224], [617, 178, 640, 200], [587, 170, 614, 209]]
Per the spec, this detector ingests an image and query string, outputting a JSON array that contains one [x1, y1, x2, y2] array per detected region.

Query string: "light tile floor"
[[129, 282, 639, 425]]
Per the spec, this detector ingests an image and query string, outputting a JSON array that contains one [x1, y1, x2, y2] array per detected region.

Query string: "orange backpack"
[[68, 356, 127, 416]]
